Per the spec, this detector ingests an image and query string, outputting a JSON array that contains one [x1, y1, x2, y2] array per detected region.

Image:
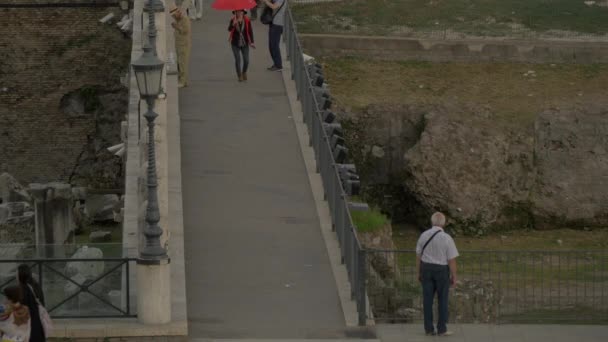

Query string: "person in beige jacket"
[[170, 5, 192, 88]]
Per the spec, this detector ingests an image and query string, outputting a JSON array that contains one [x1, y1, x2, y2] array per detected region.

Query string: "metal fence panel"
[[365, 249, 608, 324], [0, 253, 136, 319]]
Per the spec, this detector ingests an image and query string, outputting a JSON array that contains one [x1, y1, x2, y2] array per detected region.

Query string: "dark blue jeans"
[[231, 44, 250, 76], [421, 262, 450, 334], [268, 23, 283, 68]]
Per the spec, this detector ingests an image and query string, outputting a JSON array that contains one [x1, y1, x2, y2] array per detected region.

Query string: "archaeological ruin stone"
[[65, 246, 104, 280], [85, 194, 120, 222], [0, 201, 35, 244], [0, 172, 31, 204], [89, 231, 112, 243], [29, 182, 75, 256]]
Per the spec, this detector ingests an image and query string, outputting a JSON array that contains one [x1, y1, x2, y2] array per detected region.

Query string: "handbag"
[[27, 285, 52, 337], [260, 0, 285, 25]]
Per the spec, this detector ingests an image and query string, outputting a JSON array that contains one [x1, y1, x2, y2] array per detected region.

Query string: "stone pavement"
[[177, 2, 359, 340], [48, 322, 608, 341], [376, 323, 608, 342]]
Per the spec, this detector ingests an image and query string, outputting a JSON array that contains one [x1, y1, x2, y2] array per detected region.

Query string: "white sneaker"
[[438, 331, 454, 336]]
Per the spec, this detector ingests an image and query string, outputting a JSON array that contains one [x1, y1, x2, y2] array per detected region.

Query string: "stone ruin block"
[[89, 231, 112, 243], [0, 173, 31, 204], [65, 246, 104, 280], [0, 201, 35, 244], [29, 182, 75, 256], [85, 194, 120, 222]]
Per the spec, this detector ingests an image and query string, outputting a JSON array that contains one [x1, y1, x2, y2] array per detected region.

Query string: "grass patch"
[[292, 0, 608, 37], [353, 208, 389, 233], [499, 306, 608, 324], [393, 225, 608, 251], [321, 57, 608, 127]]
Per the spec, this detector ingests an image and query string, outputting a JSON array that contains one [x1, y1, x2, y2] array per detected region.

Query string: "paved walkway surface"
[[51, 323, 608, 341], [376, 324, 608, 342], [179, 4, 356, 340]]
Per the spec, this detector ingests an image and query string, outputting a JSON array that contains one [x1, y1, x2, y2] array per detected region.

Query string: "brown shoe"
[[238, 74, 243, 82], [242, 72, 248, 81]]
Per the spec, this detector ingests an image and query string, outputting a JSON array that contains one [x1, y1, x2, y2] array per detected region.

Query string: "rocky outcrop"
[[345, 103, 608, 234]]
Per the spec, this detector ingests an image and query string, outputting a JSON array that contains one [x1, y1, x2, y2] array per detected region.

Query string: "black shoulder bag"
[[261, 0, 285, 25]]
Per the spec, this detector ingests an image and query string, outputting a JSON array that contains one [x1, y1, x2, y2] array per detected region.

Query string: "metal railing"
[[291, 0, 608, 41], [284, 1, 608, 326], [366, 249, 608, 324], [0, 247, 136, 318], [284, 6, 367, 326]]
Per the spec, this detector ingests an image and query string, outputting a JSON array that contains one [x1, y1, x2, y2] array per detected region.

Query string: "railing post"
[[357, 248, 367, 326], [126, 260, 131, 315]]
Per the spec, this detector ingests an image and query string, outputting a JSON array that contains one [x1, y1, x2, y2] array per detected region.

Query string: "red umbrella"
[[211, 0, 257, 11]]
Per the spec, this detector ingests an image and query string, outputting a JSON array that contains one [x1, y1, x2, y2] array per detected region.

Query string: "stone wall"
[[300, 34, 608, 64], [0, 0, 130, 185]]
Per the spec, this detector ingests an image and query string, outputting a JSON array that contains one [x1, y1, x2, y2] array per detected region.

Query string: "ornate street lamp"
[[131, 44, 167, 261], [143, 0, 165, 55]]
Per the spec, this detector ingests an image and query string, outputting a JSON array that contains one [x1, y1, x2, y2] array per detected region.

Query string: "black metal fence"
[[366, 249, 608, 324], [0, 245, 135, 318], [285, 7, 367, 326]]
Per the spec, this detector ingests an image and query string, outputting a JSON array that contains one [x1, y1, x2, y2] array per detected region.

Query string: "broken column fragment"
[[29, 182, 75, 257]]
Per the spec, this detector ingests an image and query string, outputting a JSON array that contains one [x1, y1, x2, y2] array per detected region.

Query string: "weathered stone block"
[[65, 246, 104, 280], [0, 173, 31, 204], [85, 194, 120, 222], [89, 231, 112, 243]]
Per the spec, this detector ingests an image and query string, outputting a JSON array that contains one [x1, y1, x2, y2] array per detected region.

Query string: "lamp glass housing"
[[132, 47, 164, 98]]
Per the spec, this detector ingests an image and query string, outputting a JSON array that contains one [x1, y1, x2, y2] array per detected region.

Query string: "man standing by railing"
[[416, 212, 459, 336], [261, 0, 287, 71]]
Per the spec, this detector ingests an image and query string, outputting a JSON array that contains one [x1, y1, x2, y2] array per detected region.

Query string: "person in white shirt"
[[182, 0, 203, 20], [416, 212, 459, 336]]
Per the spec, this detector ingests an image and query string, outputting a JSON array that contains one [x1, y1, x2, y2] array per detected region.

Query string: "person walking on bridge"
[[416, 212, 458, 336], [228, 9, 255, 82], [171, 5, 192, 88]]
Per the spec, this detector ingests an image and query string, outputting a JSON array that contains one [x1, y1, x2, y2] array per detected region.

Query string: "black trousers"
[[421, 262, 450, 334], [231, 44, 250, 76], [268, 23, 283, 68]]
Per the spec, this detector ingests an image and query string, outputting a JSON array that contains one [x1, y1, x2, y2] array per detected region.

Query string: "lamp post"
[[144, 0, 165, 55], [132, 1, 171, 324], [131, 44, 168, 262]]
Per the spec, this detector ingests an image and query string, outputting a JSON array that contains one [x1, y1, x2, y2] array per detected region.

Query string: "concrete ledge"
[[50, 319, 188, 338], [300, 34, 608, 63]]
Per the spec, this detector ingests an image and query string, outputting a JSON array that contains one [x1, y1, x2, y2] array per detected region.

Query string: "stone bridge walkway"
[[178, 3, 360, 340]]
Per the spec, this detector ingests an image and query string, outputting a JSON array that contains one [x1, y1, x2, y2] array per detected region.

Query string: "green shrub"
[[353, 209, 389, 233]]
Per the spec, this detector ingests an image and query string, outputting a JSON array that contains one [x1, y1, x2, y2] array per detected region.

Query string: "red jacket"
[[228, 16, 254, 46]]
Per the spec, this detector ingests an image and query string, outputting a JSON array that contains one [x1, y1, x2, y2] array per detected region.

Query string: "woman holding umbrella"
[[228, 9, 255, 82], [212, 0, 258, 81]]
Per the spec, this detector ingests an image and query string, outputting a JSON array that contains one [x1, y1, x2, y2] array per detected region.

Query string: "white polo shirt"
[[416, 226, 459, 265]]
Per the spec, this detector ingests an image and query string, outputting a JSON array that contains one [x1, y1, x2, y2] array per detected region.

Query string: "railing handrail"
[[365, 248, 608, 253], [285, 4, 368, 325], [0, 257, 137, 262], [286, 3, 364, 251]]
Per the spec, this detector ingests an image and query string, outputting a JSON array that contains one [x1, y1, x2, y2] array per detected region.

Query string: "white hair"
[[431, 212, 446, 227]]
